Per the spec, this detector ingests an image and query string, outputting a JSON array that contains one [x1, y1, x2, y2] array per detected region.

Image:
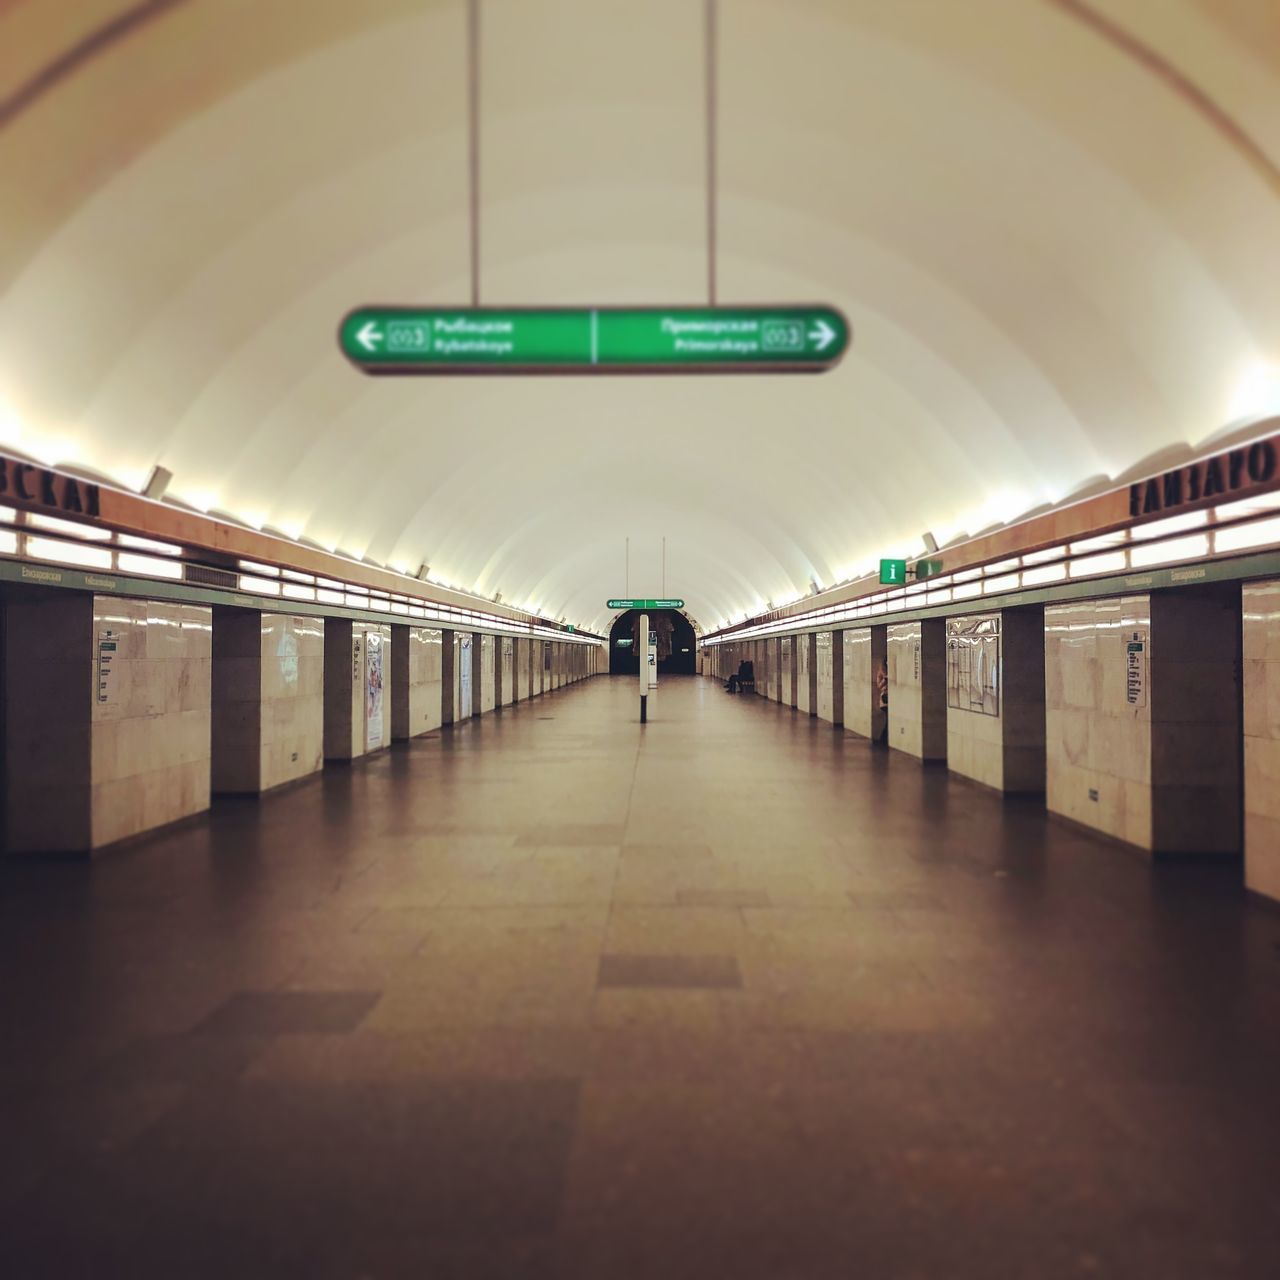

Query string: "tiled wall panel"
[[816, 632, 834, 722], [1045, 596, 1153, 848], [796, 634, 812, 714], [887, 619, 946, 760], [324, 619, 391, 759], [1245, 581, 1280, 901], [260, 614, 324, 790], [945, 608, 1046, 794], [842, 627, 887, 741]]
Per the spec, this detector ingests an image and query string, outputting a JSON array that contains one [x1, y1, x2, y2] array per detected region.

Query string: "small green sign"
[[913, 558, 943, 581], [879, 559, 907, 586], [607, 598, 685, 610], [340, 306, 849, 375]]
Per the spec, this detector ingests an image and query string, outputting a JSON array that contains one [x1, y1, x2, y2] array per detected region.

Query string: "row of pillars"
[[706, 582, 1280, 902], [0, 591, 599, 858]]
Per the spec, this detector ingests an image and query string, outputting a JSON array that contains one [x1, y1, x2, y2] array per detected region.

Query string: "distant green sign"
[[340, 306, 849, 375], [914, 558, 943, 580], [607, 598, 685, 610], [879, 559, 907, 586]]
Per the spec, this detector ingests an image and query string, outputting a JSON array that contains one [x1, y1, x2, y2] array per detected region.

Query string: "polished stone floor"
[[3, 674, 1280, 1278]]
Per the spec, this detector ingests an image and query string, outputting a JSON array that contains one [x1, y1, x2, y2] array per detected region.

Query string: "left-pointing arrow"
[[357, 321, 384, 352]]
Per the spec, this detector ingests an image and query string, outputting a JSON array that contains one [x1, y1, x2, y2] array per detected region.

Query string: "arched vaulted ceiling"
[[2, 0, 1279, 633]]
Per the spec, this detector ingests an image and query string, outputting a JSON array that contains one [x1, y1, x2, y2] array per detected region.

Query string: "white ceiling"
[[2, 0, 1279, 632]]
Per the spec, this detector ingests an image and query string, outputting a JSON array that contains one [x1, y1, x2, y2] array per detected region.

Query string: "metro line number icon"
[[762, 320, 805, 352]]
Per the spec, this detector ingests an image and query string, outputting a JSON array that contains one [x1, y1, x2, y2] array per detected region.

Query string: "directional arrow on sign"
[[356, 321, 384, 352], [809, 320, 836, 352]]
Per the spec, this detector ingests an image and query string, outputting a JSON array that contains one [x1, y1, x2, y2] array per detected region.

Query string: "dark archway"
[[608, 609, 697, 675]]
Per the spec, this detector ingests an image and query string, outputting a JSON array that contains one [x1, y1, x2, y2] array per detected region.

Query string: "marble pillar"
[[1045, 587, 1240, 856], [1244, 581, 1280, 901], [944, 607, 1046, 793], [842, 626, 887, 741], [323, 618, 392, 761], [212, 609, 324, 794], [440, 628, 456, 725], [816, 631, 842, 725], [887, 618, 947, 761], [390, 624, 444, 740], [4, 593, 211, 855]]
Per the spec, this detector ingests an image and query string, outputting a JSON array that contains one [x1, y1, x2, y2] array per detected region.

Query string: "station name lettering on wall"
[[0, 456, 100, 517], [1129, 441, 1277, 517]]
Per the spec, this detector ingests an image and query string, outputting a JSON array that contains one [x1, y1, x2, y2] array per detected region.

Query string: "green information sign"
[[339, 306, 849, 375], [607, 598, 685, 610], [879, 559, 907, 586]]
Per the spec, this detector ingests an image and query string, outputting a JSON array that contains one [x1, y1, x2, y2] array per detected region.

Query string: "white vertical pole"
[[638, 611, 649, 723]]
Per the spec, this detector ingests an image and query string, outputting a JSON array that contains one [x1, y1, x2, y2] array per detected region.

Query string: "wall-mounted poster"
[[366, 631, 384, 749], [97, 627, 118, 704], [1125, 629, 1147, 707], [946, 615, 1000, 717], [458, 634, 473, 718], [277, 627, 299, 689]]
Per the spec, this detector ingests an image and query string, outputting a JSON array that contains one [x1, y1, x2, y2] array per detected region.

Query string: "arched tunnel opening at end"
[[608, 609, 697, 676]]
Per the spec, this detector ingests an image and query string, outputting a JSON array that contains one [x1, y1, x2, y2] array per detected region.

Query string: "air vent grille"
[[185, 564, 238, 589]]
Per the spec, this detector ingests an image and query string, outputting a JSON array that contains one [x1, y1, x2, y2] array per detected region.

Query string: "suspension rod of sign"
[[339, 0, 851, 377]]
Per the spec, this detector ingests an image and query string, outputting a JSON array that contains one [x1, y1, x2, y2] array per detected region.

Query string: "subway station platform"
[[3, 675, 1278, 1278]]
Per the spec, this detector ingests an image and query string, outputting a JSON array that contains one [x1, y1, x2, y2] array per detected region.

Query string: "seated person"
[[726, 658, 753, 692]]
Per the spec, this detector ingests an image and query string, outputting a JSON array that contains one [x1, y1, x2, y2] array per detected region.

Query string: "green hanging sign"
[[607, 598, 685, 610], [339, 306, 849, 375]]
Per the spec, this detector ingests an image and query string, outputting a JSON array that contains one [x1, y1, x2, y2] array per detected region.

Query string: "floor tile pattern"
[[2, 676, 1279, 1277]]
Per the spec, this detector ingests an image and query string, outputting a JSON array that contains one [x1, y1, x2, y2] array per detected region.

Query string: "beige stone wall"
[[90, 597, 211, 848], [213, 611, 323, 794], [816, 631, 835, 722], [502, 635, 516, 704], [391, 624, 442, 740], [1047, 589, 1240, 854], [480, 634, 496, 711], [946, 699, 1006, 789], [440, 628, 456, 724], [796, 633, 812, 714], [454, 632, 473, 719], [945, 608, 1046, 794], [515, 638, 526, 697], [887, 619, 946, 760], [324, 619, 391, 760], [4, 594, 210, 854], [1245, 581, 1280, 901], [1045, 596, 1152, 848], [842, 628, 874, 738], [260, 614, 324, 789]]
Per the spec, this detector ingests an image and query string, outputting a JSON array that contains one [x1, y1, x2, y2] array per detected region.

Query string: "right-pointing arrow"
[[357, 320, 383, 352], [809, 319, 836, 352]]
